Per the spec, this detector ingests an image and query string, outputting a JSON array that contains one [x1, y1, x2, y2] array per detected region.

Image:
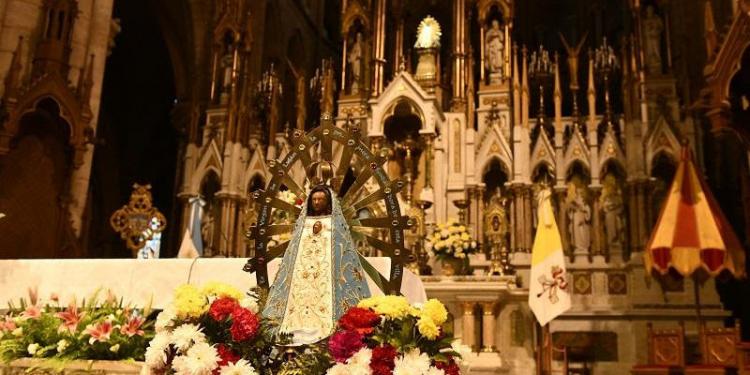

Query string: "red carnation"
[[328, 330, 365, 363], [370, 344, 398, 375], [229, 308, 260, 342], [434, 356, 461, 375], [209, 297, 240, 321], [215, 344, 241, 367], [338, 307, 381, 335]]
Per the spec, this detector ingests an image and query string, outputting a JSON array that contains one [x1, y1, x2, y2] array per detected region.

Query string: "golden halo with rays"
[[243, 117, 415, 295]]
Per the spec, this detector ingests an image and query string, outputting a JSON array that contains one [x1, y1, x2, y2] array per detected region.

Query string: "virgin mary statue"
[[262, 184, 371, 344]]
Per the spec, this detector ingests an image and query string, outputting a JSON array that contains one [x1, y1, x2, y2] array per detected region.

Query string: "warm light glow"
[[415, 16, 441, 49]]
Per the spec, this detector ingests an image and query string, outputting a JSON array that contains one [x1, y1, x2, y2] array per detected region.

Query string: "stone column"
[[476, 184, 486, 240], [372, 0, 386, 96], [392, 6, 405, 73], [626, 181, 639, 254], [523, 186, 533, 252], [590, 187, 603, 258], [509, 188, 517, 252], [67, 0, 116, 236], [554, 188, 569, 255], [481, 301, 496, 352], [639, 181, 650, 250], [462, 302, 477, 351], [451, 0, 467, 110], [513, 186, 524, 253]]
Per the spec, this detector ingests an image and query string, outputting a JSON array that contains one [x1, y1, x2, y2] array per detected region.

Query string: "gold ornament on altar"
[[484, 192, 511, 275], [110, 184, 166, 256], [415, 16, 442, 49]]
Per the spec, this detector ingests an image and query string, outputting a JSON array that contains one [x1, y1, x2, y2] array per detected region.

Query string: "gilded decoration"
[[109, 184, 167, 256]]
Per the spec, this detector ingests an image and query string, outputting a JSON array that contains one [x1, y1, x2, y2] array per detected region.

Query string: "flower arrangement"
[[142, 282, 277, 375], [324, 296, 470, 375], [428, 220, 479, 261], [0, 288, 153, 363]]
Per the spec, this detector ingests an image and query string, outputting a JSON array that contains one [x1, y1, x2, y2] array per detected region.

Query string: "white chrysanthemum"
[[172, 342, 219, 375], [144, 332, 172, 368], [56, 339, 69, 353], [425, 367, 446, 375], [239, 297, 259, 314], [155, 306, 177, 332], [394, 349, 431, 375], [450, 339, 472, 364], [325, 363, 349, 375], [172, 324, 206, 353], [346, 347, 372, 367], [218, 359, 258, 375], [27, 343, 39, 355]]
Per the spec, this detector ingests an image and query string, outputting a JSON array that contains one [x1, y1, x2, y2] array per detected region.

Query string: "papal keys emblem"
[[536, 266, 569, 304]]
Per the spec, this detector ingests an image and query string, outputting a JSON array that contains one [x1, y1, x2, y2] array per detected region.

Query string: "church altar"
[[0, 258, 425, 310]]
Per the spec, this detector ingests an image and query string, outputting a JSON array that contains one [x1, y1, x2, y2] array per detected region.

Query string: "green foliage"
[[0, 291, 155, 364], [274, 342, 332, 375]]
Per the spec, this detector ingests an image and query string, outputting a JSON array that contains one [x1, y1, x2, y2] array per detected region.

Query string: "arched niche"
[[344, 18, 367, 96], [383, 99, 424, 203], [482, 157, 510, 202], [199, 171, 222, 256], [0, 98, 76, 258], [532, 163, 554, 185]]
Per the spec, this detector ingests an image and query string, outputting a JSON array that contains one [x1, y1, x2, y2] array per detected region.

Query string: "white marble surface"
[[0, 258, 425, 309]]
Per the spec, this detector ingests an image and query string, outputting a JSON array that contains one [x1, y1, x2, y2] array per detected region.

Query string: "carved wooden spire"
[[3, 36, 23, 102], [77, 54, 94, 113], [521, 46, 529, 128], [704, 1, 719, 62]]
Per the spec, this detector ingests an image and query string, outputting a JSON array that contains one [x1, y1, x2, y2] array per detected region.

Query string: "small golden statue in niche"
[[110, 183, 166, 258]]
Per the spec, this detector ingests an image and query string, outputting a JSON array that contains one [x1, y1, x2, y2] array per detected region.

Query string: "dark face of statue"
[[492, 216, 500, 231], [311, 191, 329, 216]]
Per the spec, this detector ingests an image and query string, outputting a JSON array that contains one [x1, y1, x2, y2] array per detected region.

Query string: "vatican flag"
[[528, 188, 571, 326]]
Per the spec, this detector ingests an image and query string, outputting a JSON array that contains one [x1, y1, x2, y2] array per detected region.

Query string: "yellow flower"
[[173, 284, 207, 318], [420, 299, 448, 325], [200, 281, 242, 300], [358, 296, 415, 319], [417, 316, 440, 339]]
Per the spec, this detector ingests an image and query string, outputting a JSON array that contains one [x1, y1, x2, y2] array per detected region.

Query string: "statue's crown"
[[308, 160, 335, 186]]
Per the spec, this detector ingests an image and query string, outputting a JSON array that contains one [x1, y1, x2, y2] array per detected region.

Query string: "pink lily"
[[55, 303, 85, 334], [119, 316, 145, 337], [0, 316, 16, 332], [83, 320, 113, 344], [20, 305, 41, 320]]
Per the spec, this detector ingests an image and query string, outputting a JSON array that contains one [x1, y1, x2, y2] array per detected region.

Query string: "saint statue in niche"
[[601, 177, 625, 252], [263, 182, 370, 345], [643, 5, 663, 74], [347, 32, 363, 94], [485, 19, 505, 84], [567, 186, 591, 254]]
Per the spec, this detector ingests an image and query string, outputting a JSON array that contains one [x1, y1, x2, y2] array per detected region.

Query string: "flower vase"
[[441, 257, 467, 276]]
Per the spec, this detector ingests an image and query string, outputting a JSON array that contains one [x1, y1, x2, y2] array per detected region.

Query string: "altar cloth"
[[0, 258, 426, 309]]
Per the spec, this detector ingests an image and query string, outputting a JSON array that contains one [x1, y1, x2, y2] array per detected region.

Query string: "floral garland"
[[427, 220, 479, 261], [325, 296, 470, 375], [0, 288, 152, 363], [142, 282, 276, 375]]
